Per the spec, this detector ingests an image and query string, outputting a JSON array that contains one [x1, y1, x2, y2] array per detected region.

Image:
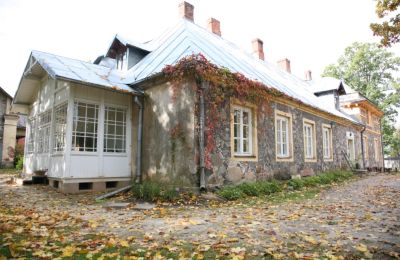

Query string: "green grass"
[[132, 180, 179, 202], [218, 170, 354, 201]]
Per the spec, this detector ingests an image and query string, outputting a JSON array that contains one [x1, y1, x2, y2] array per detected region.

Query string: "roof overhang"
[[14, 53, 143, 106]]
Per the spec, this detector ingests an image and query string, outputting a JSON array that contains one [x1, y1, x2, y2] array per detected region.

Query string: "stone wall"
[[140, 80, 364, 189], [204, 98, 362, 188]]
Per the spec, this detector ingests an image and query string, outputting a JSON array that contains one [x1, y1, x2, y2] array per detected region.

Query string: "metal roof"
[[124, 19, 360, 124], [309, 77, 355, 94], [31, 50, 136, 94]]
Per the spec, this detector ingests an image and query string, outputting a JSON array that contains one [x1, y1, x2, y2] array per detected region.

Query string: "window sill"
[[70, 151, 99, 156], [231, 155, 258, 162], [323, 158, 334, 162], [104, 153, 128, 157], [276, 156, 294, 162]]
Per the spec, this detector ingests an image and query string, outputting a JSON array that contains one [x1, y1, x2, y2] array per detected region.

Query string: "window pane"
[[116, 111, 124, 122], [243, 111, 249, 125], [234, 123, 239, 138], [243, 126, 249, 139], [243, 139, 249, 153], [104, 106, 127, 153], [72, 102, 99, 152], [234, 139, 238, 153], [234, 110, 240, 124], [116, 125, 124, 135]]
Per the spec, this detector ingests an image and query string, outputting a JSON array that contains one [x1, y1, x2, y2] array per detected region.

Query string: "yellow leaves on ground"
[[61, 245, 76, 257], [302, 235, 318, 245]]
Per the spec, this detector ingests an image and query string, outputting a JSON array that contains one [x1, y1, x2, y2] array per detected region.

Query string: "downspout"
[[134, 96, 144, 183], [379, 118, 385, 172], [198, 80, 206, 190], [360, 125, 366, 169]]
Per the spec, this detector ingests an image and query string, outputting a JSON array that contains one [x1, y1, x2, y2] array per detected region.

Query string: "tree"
[[370, 0, 400, 47], [322, 42, 400, 155]]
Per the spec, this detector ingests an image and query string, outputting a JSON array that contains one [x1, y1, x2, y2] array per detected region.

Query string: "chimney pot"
[[277, 58, 291, 73], [305, 70, 312, 81], [179, 1, 194, 22], [207, 18, 221, 36], [252, 38, 264, 61]]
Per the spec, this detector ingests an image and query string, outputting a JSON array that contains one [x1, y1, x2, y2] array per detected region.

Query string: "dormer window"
[[116, 51, 128, 71]]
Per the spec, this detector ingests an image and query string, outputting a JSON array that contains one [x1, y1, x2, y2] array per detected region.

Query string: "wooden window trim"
[[275, 110, 294, 162], [303, 118, 317, 162], [322, 123, 333, 162], [230, 99, 258, 162]]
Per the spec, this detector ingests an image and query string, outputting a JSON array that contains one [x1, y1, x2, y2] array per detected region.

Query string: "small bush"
[[15, 156, 23, 170], [132, 181, 180, 202], [218, 186, 244, 200], [238, 182, 260, 196], [302, 176, 321, 187], [132, 181, 161, 201], [162, 188, 179, 201], [256, 180, 283, 195], [287, 179, 304, 190]]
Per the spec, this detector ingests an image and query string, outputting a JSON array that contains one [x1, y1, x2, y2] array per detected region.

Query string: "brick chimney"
[[304, 70, 312, 81], [179, 1, 194, 22], [252, 38, 264, 61], [207, 18, 221, 36], [277, 58, 291, 73]]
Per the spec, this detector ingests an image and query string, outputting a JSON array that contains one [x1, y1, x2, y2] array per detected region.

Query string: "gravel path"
[[1, 172, 399, 258]]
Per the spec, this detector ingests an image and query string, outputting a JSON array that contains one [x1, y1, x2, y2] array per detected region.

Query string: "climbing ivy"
[[162, 54, 349, 169]]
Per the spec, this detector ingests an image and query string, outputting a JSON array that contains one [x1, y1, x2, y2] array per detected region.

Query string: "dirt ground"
[[0, 172, 399, 259]]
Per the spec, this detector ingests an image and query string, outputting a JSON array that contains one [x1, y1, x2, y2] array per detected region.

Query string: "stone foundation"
[[48, 178, 131, 194]]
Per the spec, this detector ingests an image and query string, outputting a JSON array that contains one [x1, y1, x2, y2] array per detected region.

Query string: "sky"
[[0, 0, 399, 99]]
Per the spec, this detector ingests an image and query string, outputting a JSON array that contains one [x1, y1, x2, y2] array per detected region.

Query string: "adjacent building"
[[12, 2, 384, 193]]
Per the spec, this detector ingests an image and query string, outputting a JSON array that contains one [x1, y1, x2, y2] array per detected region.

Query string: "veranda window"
[[53, 103, 68, 152], [104, 106, 126, 153], [72, 102, 99, 152], [37, 111, 52, 153], [233, 106, 252, 155], [27, 118, 36, 154]]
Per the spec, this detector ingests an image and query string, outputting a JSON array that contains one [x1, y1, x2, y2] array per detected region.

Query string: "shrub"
[[238, 182, 260, 196], [132, 181, 161, 201], [132, 181, 181, 202], [15, 156, 23, 170], [302, 176, 321, 187], [218, 186, 244, 200], [256, 180, 283, 195], [161, 188, 179, 201], [287, 179, 304, 190]]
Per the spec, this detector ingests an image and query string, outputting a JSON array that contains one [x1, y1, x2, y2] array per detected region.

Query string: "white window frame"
[[26, 118, 36, 154], [232, 106, 253, 156], [303, 119, 316, 162], [37, 111, 52, 154], [346, 132, 355, 161], [275, 110, 293, 161], [104, 106, 127, 153], [322, 124, 333, 161], [71, 101, 99, 152], [53, 102, 68, 152]]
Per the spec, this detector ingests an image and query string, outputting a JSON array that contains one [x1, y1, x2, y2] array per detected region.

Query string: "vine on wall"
[[162, 54, 327, 169]]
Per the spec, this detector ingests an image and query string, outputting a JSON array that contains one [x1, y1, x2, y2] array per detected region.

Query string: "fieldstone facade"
[[202, 96, 362, 188]]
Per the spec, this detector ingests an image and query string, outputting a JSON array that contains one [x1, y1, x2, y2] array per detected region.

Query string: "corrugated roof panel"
[[124, 19, 360, 124], [31, 51, 135, 93]]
